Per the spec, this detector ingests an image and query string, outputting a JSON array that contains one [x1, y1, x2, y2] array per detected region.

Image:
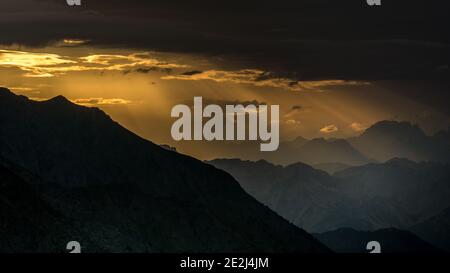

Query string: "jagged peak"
[[386, 157, 416, 165], [364, 120, 424, 135], [45, 95, 73, 105], [0, 87, 30, 102], [0, 87, 17, 98], [0, 87, 13, 94], [0, 88, 74, 107], [285, 161, 316, 171]]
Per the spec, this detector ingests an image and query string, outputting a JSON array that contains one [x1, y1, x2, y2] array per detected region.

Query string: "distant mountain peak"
[[285, 161, 316, 171], [0, 87, 13, 95], [0, 87, 23, 100], [293, 136, 308, 143], [41, 95, 84, 111], [386, 157, 415, 164], [385, 157, 417, 168], [348, 120, 445, 163], [363, 120, 425, 137], [46, 95, 71, 104], [0, 88, 74, 108]]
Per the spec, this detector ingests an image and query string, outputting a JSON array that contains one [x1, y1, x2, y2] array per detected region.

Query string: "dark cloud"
[[376, 80, 450, 116], [182, 70, 203, 76], [148, 67, 172, 74], [0, 0, 449, 82], [123, 67, 173, 75], [181, 98, 267, 109]]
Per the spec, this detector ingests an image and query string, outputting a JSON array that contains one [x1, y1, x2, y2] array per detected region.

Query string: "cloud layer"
[[163, 69, 370, 91], [0, 49, 185, 77], [0, 0, 448, 81]]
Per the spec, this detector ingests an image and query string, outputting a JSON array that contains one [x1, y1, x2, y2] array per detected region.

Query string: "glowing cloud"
[[71, 98, 133, 106], [286, 119, 301, 125], [350, 122, 367, 132], [320, 124, 338, 133], [0, 49, 187, 77], [162, 69, 369, 92], [62, 39, 89, 46], [0, 49, 76, 77]]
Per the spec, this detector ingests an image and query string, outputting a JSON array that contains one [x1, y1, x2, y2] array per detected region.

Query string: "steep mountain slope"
[[313, 228, 442, 253], [199, 121, 450, 166], [0, 87, 327, 253], [410, 207, 450, 252], [0, 160, 78, 253], [225, 121, 450, 166]]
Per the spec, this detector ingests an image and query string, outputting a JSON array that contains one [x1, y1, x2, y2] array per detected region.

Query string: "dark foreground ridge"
[[0, 87, 328, 253]]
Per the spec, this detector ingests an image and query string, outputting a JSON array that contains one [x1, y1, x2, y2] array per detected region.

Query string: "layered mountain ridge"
[[208, 158, 450, 238]]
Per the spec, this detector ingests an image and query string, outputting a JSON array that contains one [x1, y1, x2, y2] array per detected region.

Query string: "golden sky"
[[1, 41, 448, 159]]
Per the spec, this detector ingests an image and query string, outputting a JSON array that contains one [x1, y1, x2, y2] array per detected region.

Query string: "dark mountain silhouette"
[[274, 121, 450, 166], [193, 120, 450, 171], [410, 207, 450, 252], [313, 228, 442, 253], [265, 137, 369, 166], [0, 87, 328, 253], [160, 144, 177, 152], [216, 121, 450, 167], [0, 159, 75, 252], [208, 159, 377, 232], [208, 158, 450, 233], [432, 127, 450, 161], [335, 158, 450, 223], [205, 159, 279, 202], [0, 157, 108, 252], [349, 120, 450, 163], [312, 162, 352, 175], [433, 127, 450, 146]]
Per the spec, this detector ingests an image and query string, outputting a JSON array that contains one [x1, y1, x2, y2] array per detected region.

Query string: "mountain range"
[[207, 158, 450, 245], [213, 120, 450, 169], [348, 120, 450, 163], [2, 86, 448, 253], [267, 137, 369, 167], [0, 87, 327, 253]]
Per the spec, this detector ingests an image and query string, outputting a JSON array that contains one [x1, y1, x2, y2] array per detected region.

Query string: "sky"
[[0, 0, 449, 159]]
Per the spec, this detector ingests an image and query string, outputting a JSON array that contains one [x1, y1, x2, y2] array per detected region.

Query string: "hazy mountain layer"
[[206, 121, 450, 166], [208, 158, 450, 233], [349, 120, 450, 163]]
